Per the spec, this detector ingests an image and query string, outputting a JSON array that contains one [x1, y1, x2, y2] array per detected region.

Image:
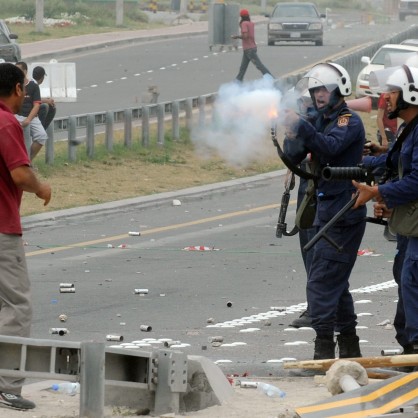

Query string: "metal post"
[[86, 114, 95, 159], [22, 125, 31, 158], [157, 104, 165, 146], [124, 109, 132, 148], [185, 97, 193, 131], [80, 342, 105, 418], [45, 124, 54, 165], [116, 0, 124, 26], [142, 106, 150, 147], [35, 0, 44, 33], [105, 111, 114, 151], [198, 95, 206, 128], [153, 350, 188, 416], [172, 100, 180, 141], [68, 116, 77, 162]]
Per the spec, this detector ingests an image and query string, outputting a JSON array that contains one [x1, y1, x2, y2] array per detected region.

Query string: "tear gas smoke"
[[192, 77, 292, 168]]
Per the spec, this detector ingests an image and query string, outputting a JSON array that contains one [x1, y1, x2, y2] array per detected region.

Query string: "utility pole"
[[36, 0, 44, 33], [116, 0, 124, 26]]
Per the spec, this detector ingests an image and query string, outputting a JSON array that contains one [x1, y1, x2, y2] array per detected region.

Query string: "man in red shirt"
[[232, 9, 273, 82], [0, 63, 51, 410]]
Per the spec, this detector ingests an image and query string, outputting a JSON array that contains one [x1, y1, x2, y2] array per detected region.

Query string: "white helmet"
[[302, 62, 351, 97], [370, 64, 418, 105]]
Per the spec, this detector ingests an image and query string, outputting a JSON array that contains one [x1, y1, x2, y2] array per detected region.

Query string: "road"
[[21, 10, 412, 375], [54, 10, 416, 118], [24, 174, 401, 374]]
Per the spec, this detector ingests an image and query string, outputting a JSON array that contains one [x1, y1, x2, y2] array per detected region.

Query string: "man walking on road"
[[0, 63, 51, 410], [232, 9, 273, 82]]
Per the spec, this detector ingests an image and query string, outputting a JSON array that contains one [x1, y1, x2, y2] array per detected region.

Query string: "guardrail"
[[37, 93, 216, 165], [36, 24, 418, 165], [0, 335, 187, 417]]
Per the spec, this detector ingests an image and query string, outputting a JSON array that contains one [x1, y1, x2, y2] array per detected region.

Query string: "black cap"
[[32, 66, 46, 80]]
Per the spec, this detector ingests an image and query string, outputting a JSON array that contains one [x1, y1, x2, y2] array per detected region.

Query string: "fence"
[[39, 24, 418, 165], [40, 93, 216, 164]]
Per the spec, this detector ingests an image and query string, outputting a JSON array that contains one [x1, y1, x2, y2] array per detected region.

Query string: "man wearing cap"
[[32, 66, 56, 132], [232, 9, 273, 82]]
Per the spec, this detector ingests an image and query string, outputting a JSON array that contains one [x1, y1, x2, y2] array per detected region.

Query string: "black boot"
[[314, 336, 336, 360], [337, 334, 362, 358], [290, 309, 312, 328]]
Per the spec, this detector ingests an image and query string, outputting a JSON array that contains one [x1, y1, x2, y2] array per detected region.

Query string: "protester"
[[231, 9, 273, 82], [283, 62, 366, 360], [376, 92, 397, 149], [32, 66, 56, 131], [0, 63, 51, 410], [14, 61, 48, 161], [354, 64, 418, 360]]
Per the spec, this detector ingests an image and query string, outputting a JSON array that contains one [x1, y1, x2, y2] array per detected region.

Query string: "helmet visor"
[[369, 67, 403, 94], [296, 76, 338, 96]]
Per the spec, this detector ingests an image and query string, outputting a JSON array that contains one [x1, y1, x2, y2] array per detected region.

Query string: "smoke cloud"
[[191, 76, 288, 168]]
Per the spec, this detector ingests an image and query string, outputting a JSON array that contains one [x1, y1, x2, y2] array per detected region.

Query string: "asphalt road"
[[54, 10, 418, 118], [23, 174, 402, 375], [20, 10, 413, 376]]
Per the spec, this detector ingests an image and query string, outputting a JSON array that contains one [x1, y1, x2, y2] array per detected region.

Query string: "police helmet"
[[304, 62, 351, 97]]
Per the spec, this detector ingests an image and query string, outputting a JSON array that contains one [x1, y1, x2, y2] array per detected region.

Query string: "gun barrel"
[[322, 166, 369, 182]]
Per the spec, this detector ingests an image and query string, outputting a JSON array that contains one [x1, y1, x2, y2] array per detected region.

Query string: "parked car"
[[355, 44, 418, 99], [0, 19, 21, 62], [266, 2, 325, 46], [399, 0, 418, 21]]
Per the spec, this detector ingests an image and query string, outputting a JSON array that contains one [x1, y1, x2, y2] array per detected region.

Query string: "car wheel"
[[315, 39, 323, 46], [399, 13, 406, 21]]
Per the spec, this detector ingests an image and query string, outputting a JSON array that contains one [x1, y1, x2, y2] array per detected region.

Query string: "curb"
[[22, 169, 285, 228]]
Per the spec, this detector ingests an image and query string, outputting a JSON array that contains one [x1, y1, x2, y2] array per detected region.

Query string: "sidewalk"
[[20, 14, 268, 61]]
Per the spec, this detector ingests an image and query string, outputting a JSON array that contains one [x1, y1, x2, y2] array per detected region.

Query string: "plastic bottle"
[[51, 382, 80, 396], [257, 382, 286, 398]]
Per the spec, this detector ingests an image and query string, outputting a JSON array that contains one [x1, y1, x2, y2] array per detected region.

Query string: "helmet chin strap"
[[388, 92, 409, 120]]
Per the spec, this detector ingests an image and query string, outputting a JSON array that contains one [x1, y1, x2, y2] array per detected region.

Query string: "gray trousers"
[[0, 233, 32, 394]]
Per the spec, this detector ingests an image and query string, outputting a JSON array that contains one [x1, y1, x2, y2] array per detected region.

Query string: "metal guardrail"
[[0, 335, 188, 418], [37, 24, 418, 165], [38, 93, 216, 165]]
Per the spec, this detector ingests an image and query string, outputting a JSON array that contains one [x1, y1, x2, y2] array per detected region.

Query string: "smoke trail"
[[191, 77, 289, 168]]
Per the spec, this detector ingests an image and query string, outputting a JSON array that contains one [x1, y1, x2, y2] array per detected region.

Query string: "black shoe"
[[290, 310, 312, 328], [314, 337, 336, 360], [0, 391, 35, 410], [337, 334, 362, 358]]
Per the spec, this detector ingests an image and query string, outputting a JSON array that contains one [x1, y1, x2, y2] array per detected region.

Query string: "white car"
[[355, 44, 418, 99]]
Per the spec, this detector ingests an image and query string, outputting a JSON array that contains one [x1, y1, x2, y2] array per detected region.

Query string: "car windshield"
[[273, 4, 318, 18], [371, 47, 416, 65]]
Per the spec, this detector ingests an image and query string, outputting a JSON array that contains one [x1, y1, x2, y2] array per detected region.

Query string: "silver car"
[[0, 19, 21, 62], [267, 2, 325, 46]]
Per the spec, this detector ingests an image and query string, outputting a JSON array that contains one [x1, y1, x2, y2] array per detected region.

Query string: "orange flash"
[[268, 108, 279, 119]]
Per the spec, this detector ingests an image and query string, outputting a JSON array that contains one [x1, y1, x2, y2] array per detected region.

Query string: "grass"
[[21, 126, 285, 217], [21, 105, 380, 217]]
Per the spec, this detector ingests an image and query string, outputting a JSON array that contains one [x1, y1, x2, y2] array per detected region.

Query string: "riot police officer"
[[354, 64, 418, 360], [283, 62, 367, 360]]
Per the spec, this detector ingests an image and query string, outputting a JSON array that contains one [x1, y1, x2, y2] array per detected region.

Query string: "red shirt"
[[241, 21, 256, 50], [0, 101, 30, 235], [378, 93, 397, 135]]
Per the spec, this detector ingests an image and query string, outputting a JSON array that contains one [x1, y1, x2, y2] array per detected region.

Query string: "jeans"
[[235, 47, 272, 82]]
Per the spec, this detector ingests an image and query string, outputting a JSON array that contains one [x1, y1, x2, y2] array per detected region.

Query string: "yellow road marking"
[[26, 201, 294, 257]]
